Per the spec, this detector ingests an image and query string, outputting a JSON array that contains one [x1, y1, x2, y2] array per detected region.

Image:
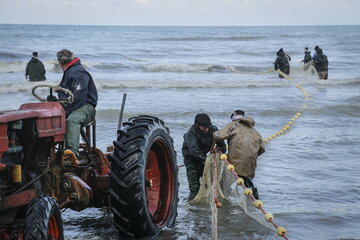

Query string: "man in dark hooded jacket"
[[56, 49, 98, 167], [182, 113, 227, 199], [25, 52, 46, 81], [301, 47, 312, 64], [274, 48, 291, 78], [314, 48, 329, 80]]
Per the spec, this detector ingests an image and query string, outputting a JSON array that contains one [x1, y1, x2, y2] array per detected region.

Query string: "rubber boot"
[[252, 187, 259, 200], [188, 191, 198, 200]]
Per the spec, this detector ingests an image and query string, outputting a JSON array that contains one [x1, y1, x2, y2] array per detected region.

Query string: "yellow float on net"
[[220, 153, 227, 161], [275, 132, 280, 137], [253, 199, 263, 208], [271, 134, 276, 138], [237, 178, 244, 185], [288, 121, 293, 125], [265, 212, 274, 221], [227, 164, 235, 171], [244, 188, 253, 196], [291, 118, 296, 121], [285, 125, 290, 129], [296, 112, 301, 116], [277, 226, 287, 237]]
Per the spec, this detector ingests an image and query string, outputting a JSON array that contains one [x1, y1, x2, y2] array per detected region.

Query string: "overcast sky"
[[0, 0, 359, 26]]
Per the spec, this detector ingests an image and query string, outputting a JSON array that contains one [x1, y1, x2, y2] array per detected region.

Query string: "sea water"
[[0, 24, 360, 240]]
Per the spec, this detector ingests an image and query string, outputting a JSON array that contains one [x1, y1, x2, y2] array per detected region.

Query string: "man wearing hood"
[[301, 47, 312, 64], [214, 110, 265, 199], [25, 52, 46, 81], [314, 48, 329, 80], [312, 45, 320, 62], [56, 49, 98, 167], [274, 48, 291, 78], [182, 113, 227, 199]]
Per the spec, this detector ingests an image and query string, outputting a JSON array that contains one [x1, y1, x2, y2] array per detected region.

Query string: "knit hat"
[[194, 113, 211, 127], [32, 52, 38, 57], [230, 110, 245, 121]]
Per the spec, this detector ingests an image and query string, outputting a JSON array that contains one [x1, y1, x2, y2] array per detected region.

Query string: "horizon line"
[[0, 23, 359, 27]]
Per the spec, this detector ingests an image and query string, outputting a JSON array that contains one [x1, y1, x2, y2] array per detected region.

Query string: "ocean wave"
[[0, 51, 25, 60], [0, 60, 60, 73], [1, 76, 359, 94], [156, 36, 266, 41], [144, 63, 218, 72]]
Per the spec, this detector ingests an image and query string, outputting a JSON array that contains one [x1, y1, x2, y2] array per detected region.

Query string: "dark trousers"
[[185, 161, 204, 199]]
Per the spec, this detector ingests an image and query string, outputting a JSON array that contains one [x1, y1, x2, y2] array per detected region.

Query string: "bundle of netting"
[[190, 152, 277, 240]]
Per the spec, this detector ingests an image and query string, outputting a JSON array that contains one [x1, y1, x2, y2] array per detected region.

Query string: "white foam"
[[144, 63, 214, 72], [0, 60, 59, 74]]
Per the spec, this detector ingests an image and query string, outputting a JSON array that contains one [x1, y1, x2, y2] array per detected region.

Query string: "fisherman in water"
[[214, 110, 265, 199], [182, 113, 226, 200]]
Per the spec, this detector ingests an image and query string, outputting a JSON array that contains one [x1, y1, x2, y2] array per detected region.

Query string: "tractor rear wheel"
[[24, 195, 64, 240], [110, 115, 178, 239]]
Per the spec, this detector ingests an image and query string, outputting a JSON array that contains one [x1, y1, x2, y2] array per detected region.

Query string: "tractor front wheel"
[[110, 115, 178, 239], [24, 196, 64, 240]]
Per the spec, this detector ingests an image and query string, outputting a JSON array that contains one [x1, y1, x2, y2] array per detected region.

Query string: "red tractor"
[[0, 85, 178, 239]]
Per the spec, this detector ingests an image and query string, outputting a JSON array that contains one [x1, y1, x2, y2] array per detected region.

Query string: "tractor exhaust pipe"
[[117, 93, 127, 132]]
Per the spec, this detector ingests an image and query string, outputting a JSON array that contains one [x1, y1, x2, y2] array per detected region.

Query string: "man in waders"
[[214, 110, 265, 199], [274, 48, 291, 78], [25, 52, 46, 82], [182, 113, 226, 200], [314, 48, 329, 80], [56, 49, 98, 167]]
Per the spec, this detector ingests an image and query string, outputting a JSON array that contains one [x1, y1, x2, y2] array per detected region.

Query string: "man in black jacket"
[[274, 48, 291, 78], [182, 113, 226, 199], [56, 49, 98, 167], [314, 48, 329, 80], [25, 52, 46, 81], [301, 47, 312, 64]]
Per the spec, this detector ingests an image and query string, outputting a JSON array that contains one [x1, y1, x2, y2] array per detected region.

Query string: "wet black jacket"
[[274, 53, 290, 73], [58, 58, 98, 115], [25, 57, 46, 81], [315, 52, 328, 72], [182, 124, 226, 165], [304, 52, 312, 63]]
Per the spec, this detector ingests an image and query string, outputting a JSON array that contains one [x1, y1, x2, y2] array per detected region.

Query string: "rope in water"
[[212, 151, 220, 240], [263, 70, 309, 144]]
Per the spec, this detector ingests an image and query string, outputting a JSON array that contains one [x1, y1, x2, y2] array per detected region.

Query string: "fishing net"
[[191, 153, 274, 240]]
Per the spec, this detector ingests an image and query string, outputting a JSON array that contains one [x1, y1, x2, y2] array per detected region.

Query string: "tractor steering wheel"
[[32, 84, 74, 104]]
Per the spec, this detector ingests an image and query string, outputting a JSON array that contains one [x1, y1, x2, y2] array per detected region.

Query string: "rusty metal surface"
[[58, 174, 94, 211], [1, 189, 36, 210]]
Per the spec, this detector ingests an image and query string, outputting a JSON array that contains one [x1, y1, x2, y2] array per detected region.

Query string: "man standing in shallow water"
[[25, 52, 46, 82], [213, 110, 265, 199], [182, 113, 227, 200], [56, 49, 98, 167]]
